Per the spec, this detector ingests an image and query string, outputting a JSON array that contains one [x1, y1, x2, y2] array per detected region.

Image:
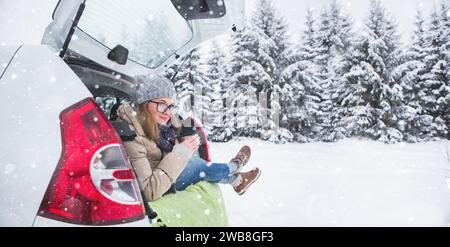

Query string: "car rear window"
[[77, 0, 193, 69]]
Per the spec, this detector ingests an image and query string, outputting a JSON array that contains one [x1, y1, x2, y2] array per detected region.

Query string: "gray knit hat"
[[135, 74, 176, 105]]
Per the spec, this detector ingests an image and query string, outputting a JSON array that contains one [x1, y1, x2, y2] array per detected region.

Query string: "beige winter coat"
[[117, 103, 192, 201]]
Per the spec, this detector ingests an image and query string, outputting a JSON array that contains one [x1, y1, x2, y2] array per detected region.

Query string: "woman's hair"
[[137, 102, 159, 143], [137, 101, 182, 143]]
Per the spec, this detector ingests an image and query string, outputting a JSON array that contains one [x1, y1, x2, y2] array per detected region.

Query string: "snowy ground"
[[210, 138, 450, 226]]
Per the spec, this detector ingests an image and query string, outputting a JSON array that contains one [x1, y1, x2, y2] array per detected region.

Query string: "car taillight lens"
[[38, 98, 145, 225]]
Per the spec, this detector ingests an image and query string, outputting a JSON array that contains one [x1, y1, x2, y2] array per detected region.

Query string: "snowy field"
[[210, 138, 450, 226]]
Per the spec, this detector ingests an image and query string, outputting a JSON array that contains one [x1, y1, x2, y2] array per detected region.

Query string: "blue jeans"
[[175, 157, 234, 191]]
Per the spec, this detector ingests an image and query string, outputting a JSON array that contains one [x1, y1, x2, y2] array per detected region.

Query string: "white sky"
[[246, 0, 449, 44]]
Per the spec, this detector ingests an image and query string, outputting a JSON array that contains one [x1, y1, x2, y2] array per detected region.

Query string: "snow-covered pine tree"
[[339, 0, 402, 143], [414, 4, 450, 139], [279, 8, 321, 142], [389, 10, 428, 142], [167, 48, 212, 124], [437, 3, 450, 139], [314, 0, 354, 142], [295, 8, 317, 62], [437, 3, 449, 136], [250, 0, 290, 81], [228, 25, 273, 138], [204, 39, 233, 142], [166, 51, 193, 114], [389, 5, 449, 142], [250, 0, 291, 142]]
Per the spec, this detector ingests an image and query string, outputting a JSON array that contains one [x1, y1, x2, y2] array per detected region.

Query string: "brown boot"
[[230, 145, 251, 173], [232, 167, 261, 196]]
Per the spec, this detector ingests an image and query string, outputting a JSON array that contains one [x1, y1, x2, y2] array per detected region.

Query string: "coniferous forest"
[[167, 0, 450, 144]]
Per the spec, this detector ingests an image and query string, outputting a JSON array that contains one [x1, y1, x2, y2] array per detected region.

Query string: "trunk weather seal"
[[0, 45, 23, 80], [51, 0, 61, 20]]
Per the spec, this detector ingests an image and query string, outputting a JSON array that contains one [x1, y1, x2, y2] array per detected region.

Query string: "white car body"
[[0, 0, 244, 227]]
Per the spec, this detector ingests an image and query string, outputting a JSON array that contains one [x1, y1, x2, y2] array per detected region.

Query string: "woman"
[[118, 74, 261, 201]]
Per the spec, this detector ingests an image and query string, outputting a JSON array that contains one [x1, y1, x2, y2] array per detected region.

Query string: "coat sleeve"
[[123, 140, 192, 201]]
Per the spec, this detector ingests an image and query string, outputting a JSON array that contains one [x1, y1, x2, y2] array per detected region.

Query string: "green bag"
[[149, 181, 229, 227]]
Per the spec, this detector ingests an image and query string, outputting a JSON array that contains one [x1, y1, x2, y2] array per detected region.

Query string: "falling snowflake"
[[49, 77, 56, 82], [11, 74, 17, 80], [175, 213, 181, 218], [148, 14, 154, 21], [4, 163, 15, 175], [217, 1, 224, 6], [199, 172, 206, 178], [204, 209, 211, 215], [447, 10, 450, 17], [114, 74, 122, 80]]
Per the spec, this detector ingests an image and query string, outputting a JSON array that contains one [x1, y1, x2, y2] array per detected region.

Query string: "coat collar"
[[117, 103, 146, 137]]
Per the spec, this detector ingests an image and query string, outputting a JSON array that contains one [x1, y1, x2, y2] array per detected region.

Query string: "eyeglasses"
[[148, 100, 178, 114]]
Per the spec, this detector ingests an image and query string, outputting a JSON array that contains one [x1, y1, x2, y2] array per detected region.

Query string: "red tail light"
[[38, 98, 145, 225]]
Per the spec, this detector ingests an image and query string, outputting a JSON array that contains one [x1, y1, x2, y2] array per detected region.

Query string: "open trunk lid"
[[42, 0, 244, 97]]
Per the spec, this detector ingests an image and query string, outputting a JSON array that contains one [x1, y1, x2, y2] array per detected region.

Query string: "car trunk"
[[40, 0, 245, 227], [42, 0, 245, 98]]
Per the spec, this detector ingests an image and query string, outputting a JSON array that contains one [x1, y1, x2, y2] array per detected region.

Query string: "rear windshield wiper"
[[60, 0, 86, 58]]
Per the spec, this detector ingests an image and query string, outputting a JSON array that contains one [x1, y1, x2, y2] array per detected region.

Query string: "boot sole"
[[237, 169, 261, 196], [233, 146, 251, 173]]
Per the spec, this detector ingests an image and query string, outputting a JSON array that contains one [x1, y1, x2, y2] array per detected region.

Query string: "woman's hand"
[[175, 134, 200, 153]]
